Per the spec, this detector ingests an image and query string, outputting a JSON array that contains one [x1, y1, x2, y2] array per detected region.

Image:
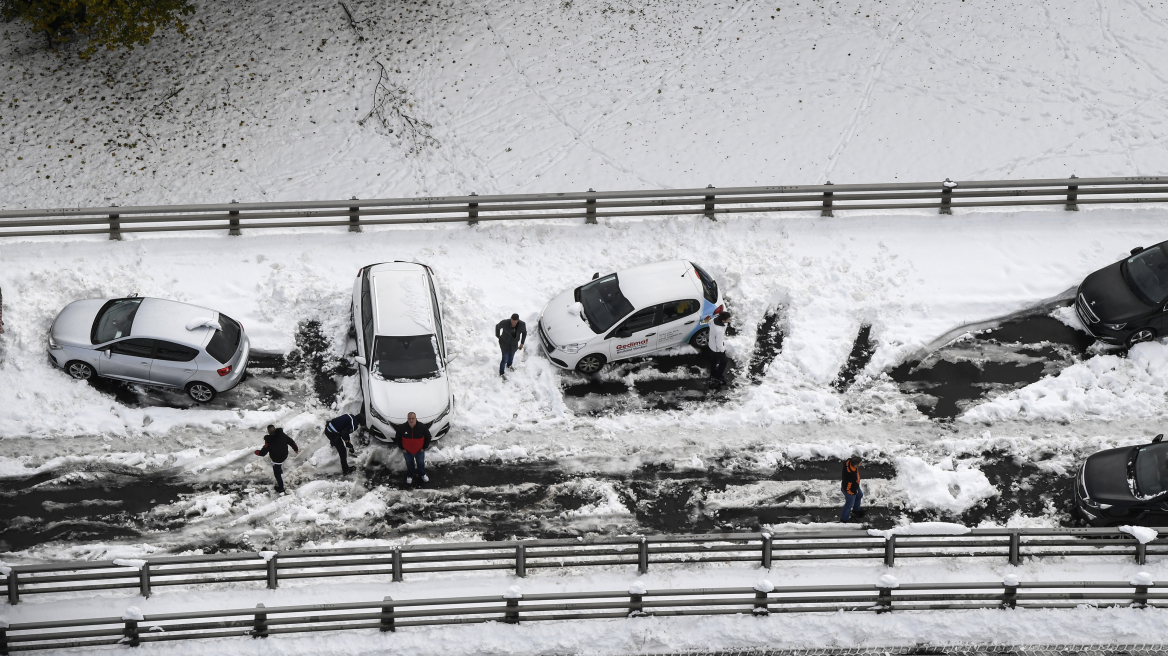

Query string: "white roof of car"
[[131, 298, 218, 345], [369, 262, 435, 336], [615, 260, 703, 308]]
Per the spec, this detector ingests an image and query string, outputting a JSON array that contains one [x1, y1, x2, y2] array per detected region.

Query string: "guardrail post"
[[884, 535, 896, 567], [704, 184, 716, 221], [504, 587, 522, 624], [940, 179, 956, 215], [392, 548, 403, 582], [586, 189, 597, 224], [380, 596, 395, 632], [468, 192, 479, 225], [753, 580, 773, 616], [349, 197, 362, 233], [516, 544, 526, 578], [109, 206, 122, 241], [628, 583, 646, 618], [1134, 583, 1149, 609], [1003, 583, 1018, 609], [761, 533, 773, 570], [122, 610, 140, 647], [1136, 542, 1147, 565], [252, 603, 268, 639], [139, 563, 151, 598], [228, 200, 241, 236], [821, 181, 834, 217], [1065, 174, 1079, 211], [638, 537, 649, 574], [1009, 532, 1020, 566], [1, 616, 8, 655], [266, 555, 279, 589], [5, 570, 16, 605]]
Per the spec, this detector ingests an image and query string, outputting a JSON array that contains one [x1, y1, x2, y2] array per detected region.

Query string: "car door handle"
[[684, 320, 695, 325], [183, 369, 194, 373], [645, 333, 656, 337]]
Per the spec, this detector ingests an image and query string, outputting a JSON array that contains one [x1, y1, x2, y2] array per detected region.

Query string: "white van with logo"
[[537, 260, 725, 374], [352, 262, 454, 442]]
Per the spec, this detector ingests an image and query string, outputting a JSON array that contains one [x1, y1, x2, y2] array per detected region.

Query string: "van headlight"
[[1105, 323, 1127, 331], [560, 342, 588, 353], [432, 402, 452, 424], [369, 403, 391, 423]]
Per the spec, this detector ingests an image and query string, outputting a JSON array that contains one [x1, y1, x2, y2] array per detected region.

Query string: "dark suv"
[[1075, 434, 1168, 526], [1076, 241, 1168, 346]]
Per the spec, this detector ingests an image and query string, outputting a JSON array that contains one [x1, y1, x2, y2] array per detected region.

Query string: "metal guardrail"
[[2, 175, 1166, 239], [3, 578, 1166, 652], [2, 528, 1162, 605]]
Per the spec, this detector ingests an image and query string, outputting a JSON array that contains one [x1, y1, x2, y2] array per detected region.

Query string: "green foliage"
[[1, 0, 195, 58]]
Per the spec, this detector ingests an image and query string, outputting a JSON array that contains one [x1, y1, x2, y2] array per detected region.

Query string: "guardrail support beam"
[[876, 587, 893, 614], [629, 592, 645, 618], [349, 197, 362, 232], [1, 623, 7, 655], [761, 534, 773, 570], [392, 548, 403, 582], [1003, 584, 1017, 609], [505, 597, 520, 624], [586, 189, 597, 224], [123, 617, 140, 647], [468, 192, 479, 225], [704, 185, 716, 221], [139, 564, 151, 598], [380, 596, 395, 632], [940, 179, 956, 215], [821, 181, 834, 217], [1136, 542, 1147, 565], [884, 535, 896, 567], [516, 544, 527, 578], [1066, 174, 1079, 211], [638, 538, 649, 574], [266, 554, 279, 589], [5, 570, 16, 605], [229, 200, 241, 236], [1009, 532, 1020, 566], [109, 211, 122, 241], [252, 603, 268, 639], [753, 590, 770, 616]]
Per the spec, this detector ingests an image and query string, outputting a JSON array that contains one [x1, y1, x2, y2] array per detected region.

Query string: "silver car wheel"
[[67, 362, 94, 380], [188, 383, 215, 403], [575, 354, 605, 374], [690, 328, 710, 349]]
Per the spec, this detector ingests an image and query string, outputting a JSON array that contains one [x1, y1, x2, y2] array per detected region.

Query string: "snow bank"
[[868, 522, 972, 539], [1120, 526, 1159, 545], [894, 457, 997, 515]]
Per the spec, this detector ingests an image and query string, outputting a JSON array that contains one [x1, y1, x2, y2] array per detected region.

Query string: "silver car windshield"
[[91, 298, 142, 344], [372, 335, 441, 381]]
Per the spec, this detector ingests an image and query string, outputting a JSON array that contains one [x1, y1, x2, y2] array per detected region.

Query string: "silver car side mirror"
[[354, 355, 367, 366], [102, 349, 111, 358]]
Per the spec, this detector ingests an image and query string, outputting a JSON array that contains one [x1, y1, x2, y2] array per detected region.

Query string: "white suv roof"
[[369, 262, 434, 336], [616, 260, 702, 308]]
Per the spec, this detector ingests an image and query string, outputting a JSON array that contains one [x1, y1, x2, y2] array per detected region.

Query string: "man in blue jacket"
[[324, 413, 362, 476]]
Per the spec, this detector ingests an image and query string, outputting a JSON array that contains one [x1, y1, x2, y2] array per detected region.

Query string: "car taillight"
[[715, 304, 724, 315], [217, 365, 232, 376]]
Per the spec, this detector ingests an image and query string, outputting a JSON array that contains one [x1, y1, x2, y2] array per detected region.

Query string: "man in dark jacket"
[[840, 456, 866, 522], [394, 411, 432, 484], [495, 313, 527, 377], [324, 413, 362, 476], [255, 425, 300, 493]]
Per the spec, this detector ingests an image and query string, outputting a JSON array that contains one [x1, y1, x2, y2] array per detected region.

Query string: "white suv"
[[352, 262, 454, 442], [537, 260, 725, 374]]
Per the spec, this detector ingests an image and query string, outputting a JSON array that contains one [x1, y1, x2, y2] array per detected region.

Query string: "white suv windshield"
[[373, 335, 441, 381], [578, 274, 633, 333]]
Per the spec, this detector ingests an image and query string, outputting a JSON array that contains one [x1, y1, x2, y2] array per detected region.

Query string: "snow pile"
[[1131, 572, 1156, 586], [185, 318, 220, 332], [629, 581, 647, 595], [961, 342, 1168, 423], [258, 551, 277, 563], [1120, 526, 1159, 545], [867, 522, 972, 539], [754, 580, 775, 593], [1003, 574, 1020, 587], [122, 607, 144, 621], [877, 574, 899, 589], [503, 586, 522, 600], [894, 457, 997, 515]]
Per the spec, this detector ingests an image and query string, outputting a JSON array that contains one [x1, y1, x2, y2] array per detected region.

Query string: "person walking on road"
[[840, 455, 867, 522], [394, 412, 432, 484], [495, 313, 527, 377], [709, 311, 731, 384], [324, 412, 362, 476], [254, 425, 300, 494]]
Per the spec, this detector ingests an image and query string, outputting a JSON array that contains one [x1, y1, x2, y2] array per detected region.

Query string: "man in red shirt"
[[394, 412, 432, 484]]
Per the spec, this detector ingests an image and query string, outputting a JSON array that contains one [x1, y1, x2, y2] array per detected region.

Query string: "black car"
[[1075, 434, 1168, 526], [1076, 242, 1168, 346]]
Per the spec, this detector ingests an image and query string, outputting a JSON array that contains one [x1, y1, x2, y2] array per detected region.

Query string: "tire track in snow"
[[819, 0, 926, 184]]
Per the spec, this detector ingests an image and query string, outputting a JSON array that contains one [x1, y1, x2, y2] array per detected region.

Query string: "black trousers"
[[711, 351, 729, 380], [327, 432, 350, 471], [272, 462, 285, 490]]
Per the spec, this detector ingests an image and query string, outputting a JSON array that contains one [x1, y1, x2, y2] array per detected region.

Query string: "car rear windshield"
[[1126, 246, 1168, 304], [373, 335, 441, 381], [1135, 442, 1168, 496], [206, 314, 242, 364], [578, 274, 634, 333], [91, 298, 143, 344], [691, 263, 719, 303]]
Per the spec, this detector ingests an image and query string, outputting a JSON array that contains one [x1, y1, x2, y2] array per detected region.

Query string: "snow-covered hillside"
[[3, 0, 1168, 208]]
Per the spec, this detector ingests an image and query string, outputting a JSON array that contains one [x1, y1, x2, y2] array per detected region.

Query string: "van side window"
[[109, 338, 155, 358], [609, 306, 658, 337], [659, 299, 699, 325], [361, 270, 375, 356], [155, 341, 199, 362]]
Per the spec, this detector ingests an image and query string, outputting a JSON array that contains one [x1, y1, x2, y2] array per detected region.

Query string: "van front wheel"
[[575, 353, 606, 374], [690, 328, 710, 350]]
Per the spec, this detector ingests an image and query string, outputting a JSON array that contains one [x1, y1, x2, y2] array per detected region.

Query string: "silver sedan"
[[47, 296, 249, 402]]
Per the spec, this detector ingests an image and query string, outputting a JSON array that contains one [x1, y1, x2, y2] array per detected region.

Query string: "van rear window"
[[206, 314, 242, 364]]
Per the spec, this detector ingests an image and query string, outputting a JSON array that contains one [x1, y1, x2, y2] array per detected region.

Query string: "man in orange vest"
[[394, 411, 432, 485], [840, 456, 866, 522]]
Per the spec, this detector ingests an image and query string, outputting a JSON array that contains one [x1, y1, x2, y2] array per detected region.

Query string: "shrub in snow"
[[877, 574, 899, 589], [504, 585, 523, 599], [122, 607, 144, 621], [895, 456, 997, 514], [754, 579, 775, 593], [1002, 574, 1020, 587], [1119, 525, 1159, 544], [629, 581, 647, 595], [1131, 572, 1156, 587]]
